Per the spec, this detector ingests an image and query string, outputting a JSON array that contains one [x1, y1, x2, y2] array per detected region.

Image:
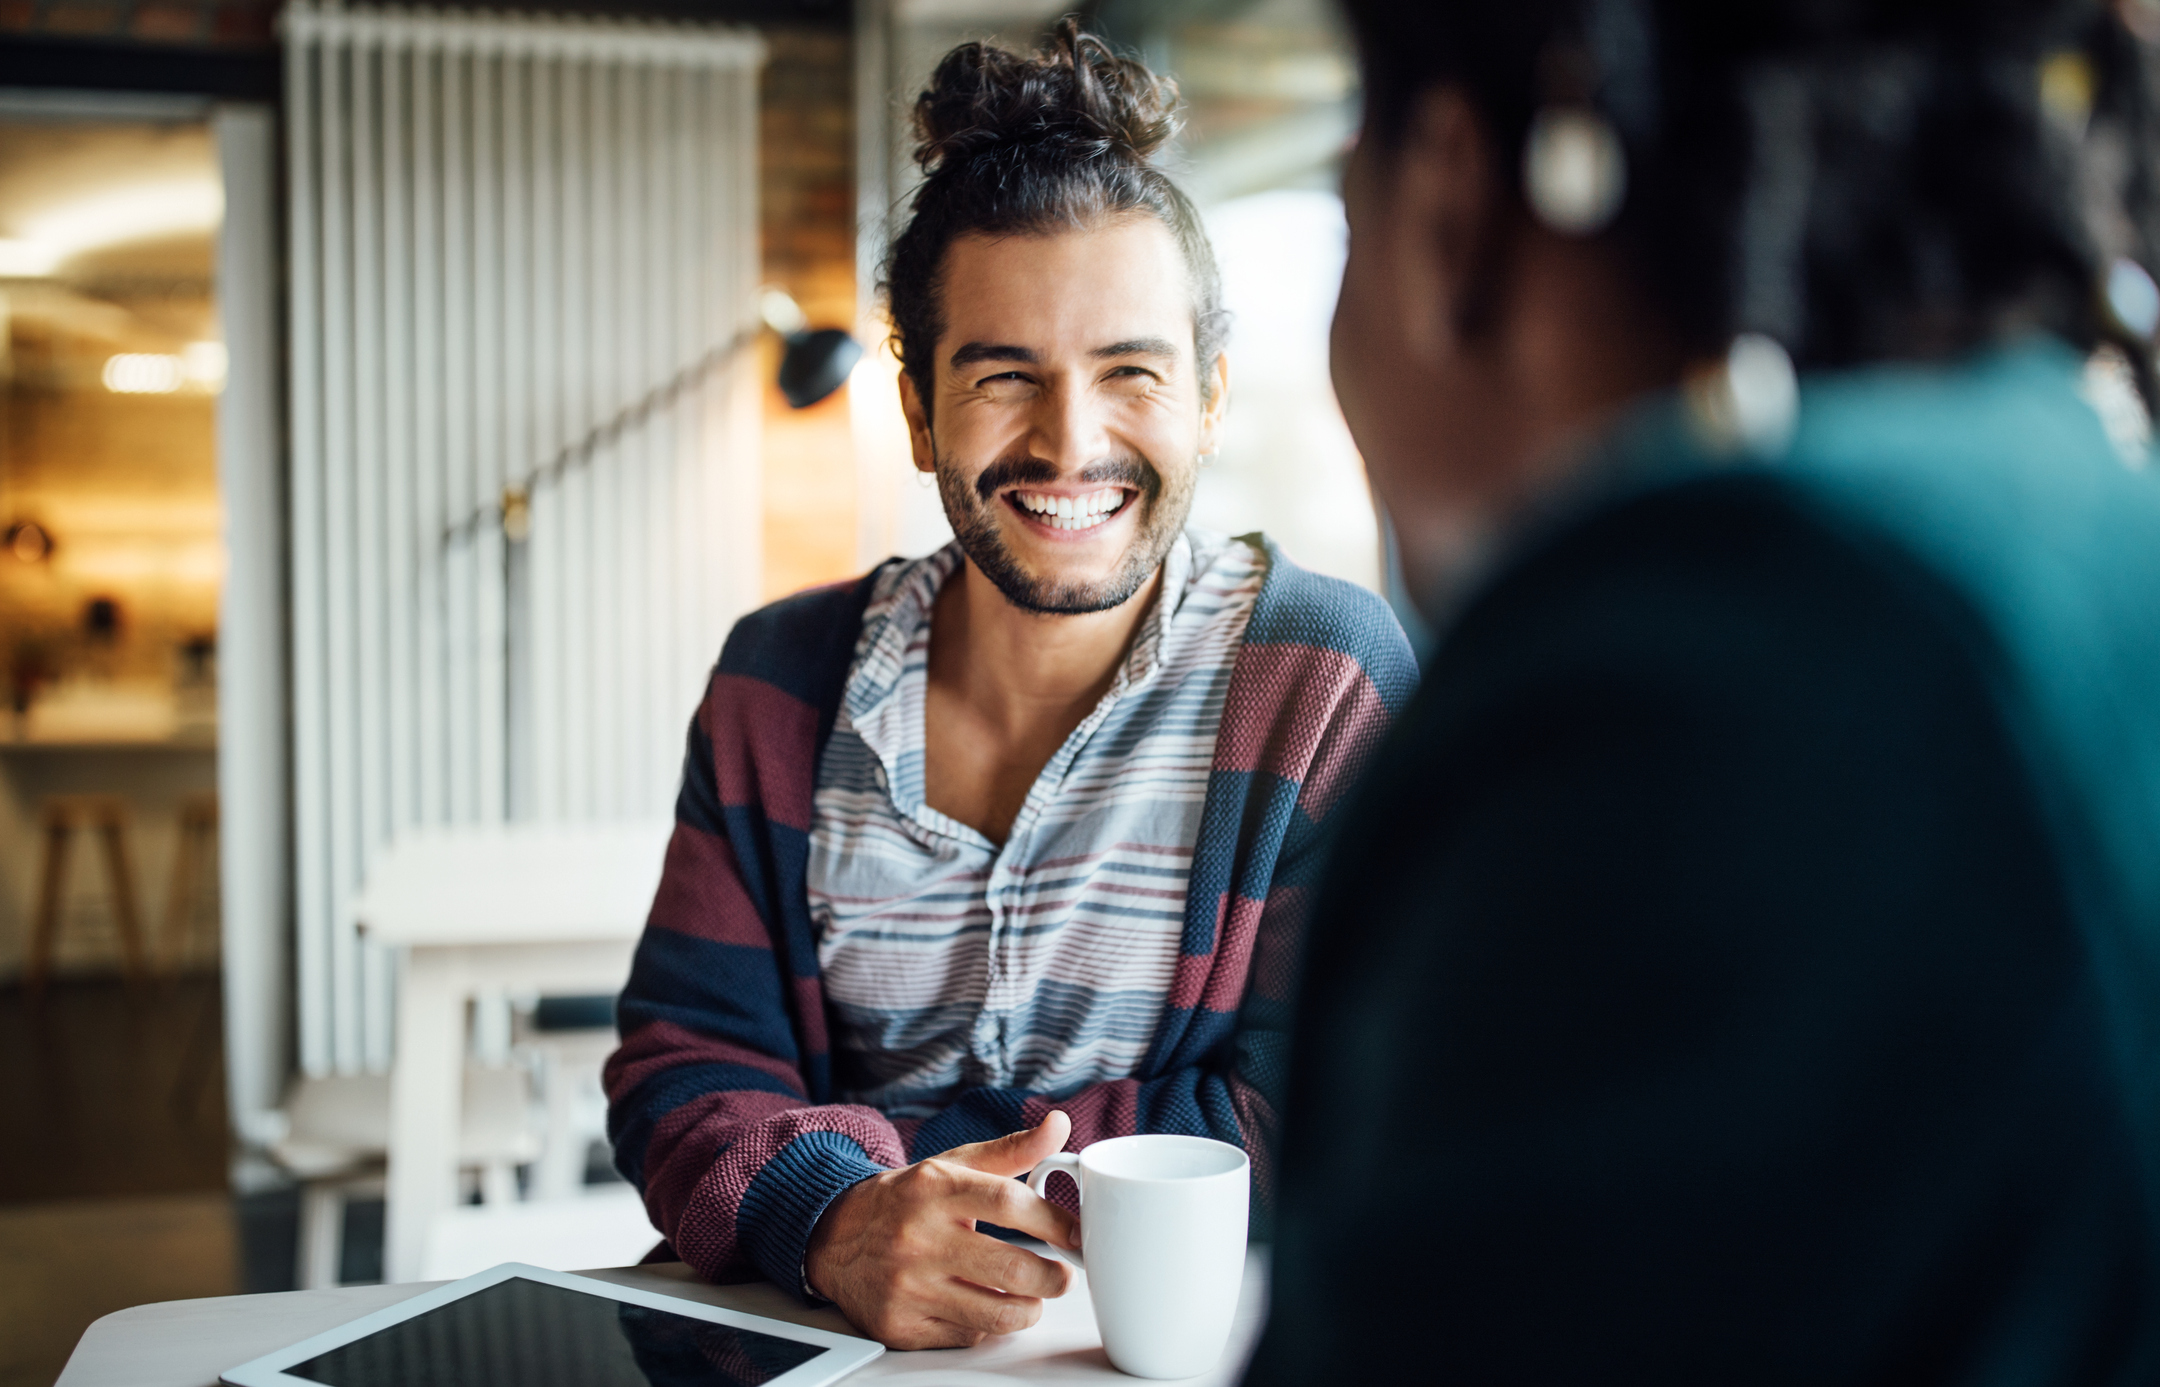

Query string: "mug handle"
[[1025, 1153, 1086, 1271]]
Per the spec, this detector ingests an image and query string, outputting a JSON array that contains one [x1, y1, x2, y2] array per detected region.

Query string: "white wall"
[[213, 101, 290, 1144]]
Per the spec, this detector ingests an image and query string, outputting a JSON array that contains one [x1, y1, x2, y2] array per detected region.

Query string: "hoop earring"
[[1523, 106, 1626, 235], [1685, 333, 1797, 458], [915, 469, 936, 489]]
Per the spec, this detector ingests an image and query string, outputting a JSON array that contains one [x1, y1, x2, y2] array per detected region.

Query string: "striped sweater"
[[812, 531, 1267, 1120], [604, 536, 1417, 1295]]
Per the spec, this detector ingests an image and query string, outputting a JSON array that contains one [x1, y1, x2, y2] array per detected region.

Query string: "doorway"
[[0, 92, 251, 1387]]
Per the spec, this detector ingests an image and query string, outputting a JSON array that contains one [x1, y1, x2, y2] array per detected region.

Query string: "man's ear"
[[898, 369, 936, 475], [1197, 350, 1231, 456], [1391, 87, 1506, 368]]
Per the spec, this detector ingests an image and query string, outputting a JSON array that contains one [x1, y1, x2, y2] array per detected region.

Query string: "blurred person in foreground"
[[605, 22, 1414, 1351], [1251, 0, 2160, 1381]]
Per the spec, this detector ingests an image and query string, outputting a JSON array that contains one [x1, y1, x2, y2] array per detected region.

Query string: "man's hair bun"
[[912, 19, 1179, 176]]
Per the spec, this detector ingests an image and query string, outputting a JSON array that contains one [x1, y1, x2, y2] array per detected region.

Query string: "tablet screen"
[[288, 1276, 829, 1387]]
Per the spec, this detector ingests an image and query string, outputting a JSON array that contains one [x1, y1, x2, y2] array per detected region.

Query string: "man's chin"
[[961, 541, 1146, 615], [984, 566, 1149, 616]]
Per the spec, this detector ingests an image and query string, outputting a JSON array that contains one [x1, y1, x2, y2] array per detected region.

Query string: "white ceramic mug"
[[1026, 1133, 1250, 1380]]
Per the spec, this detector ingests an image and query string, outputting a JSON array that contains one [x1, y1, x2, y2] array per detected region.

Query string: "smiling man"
[[603, 22, 1414, 1352]]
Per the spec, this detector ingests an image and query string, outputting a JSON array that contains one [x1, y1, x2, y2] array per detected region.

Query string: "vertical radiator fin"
[[282, 5, 766, 1075]]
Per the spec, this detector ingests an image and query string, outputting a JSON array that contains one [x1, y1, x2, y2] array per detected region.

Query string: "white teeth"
[[1012, 488, 1127, 528]]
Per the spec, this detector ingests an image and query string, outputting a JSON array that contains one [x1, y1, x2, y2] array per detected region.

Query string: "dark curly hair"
[[882, 19, 1228, 416], [1340, 0, 2160, 402]]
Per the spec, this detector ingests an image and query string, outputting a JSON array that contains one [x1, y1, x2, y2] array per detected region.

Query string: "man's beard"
[[935, 445, 1195, 615]]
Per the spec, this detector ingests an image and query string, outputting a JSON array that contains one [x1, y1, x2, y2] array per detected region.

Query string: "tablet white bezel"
[[218, 1261, 884, 1387]]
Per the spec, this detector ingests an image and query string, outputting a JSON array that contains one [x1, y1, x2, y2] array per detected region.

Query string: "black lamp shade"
[[777, 328, 863, 409]]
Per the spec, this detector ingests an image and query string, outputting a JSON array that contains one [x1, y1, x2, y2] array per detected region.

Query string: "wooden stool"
[[161, 792, 220, 975], [27, 795, 148, 996]]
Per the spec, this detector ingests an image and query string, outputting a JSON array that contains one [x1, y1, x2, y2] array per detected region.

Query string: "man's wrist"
[[801, 1172, 879, 1303]]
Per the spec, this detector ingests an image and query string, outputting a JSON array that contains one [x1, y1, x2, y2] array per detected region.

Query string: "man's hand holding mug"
[[807, 1111, 1253, 1379], [804, 1110, 1080, 1350]]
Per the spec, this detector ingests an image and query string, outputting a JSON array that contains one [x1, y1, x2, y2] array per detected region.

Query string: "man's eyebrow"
[[1092, 337, 1181, 360], [949, 342, 1038, 369]]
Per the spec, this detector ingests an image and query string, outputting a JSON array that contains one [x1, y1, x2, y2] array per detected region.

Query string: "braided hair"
[[1340, 0, 2160, 402], [882, 19, 1228, 414]]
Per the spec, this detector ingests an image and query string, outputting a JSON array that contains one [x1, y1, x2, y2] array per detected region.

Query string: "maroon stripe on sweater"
[[1212, 643, 1394, 819], [791, 976, 830, 1055], [1163, 891, 1264, 1011], [646, 824, 773, 949], [1023, 1077, 1141, 1153], [1295, 674, 1397, 822], [645, 1094, 774, 1231], [706, 673, 821, 829], [605, 1020, 809, 1100], [1249, 885, 1310, 1005], [1203, 893, 1266, 1011]]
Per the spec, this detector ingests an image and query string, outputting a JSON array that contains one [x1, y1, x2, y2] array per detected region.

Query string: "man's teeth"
[[1014, 488, 1126, 531]]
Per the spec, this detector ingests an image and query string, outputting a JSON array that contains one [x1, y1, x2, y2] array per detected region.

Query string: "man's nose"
[[1028, 383, 1113, 472]]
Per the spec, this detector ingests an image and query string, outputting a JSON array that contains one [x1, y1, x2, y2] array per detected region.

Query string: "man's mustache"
[[972, 452, 1164, 504]]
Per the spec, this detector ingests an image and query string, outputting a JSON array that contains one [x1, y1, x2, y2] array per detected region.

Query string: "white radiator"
[[283, 4, 765, 1076]]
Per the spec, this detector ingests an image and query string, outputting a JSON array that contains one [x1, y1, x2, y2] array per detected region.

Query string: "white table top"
[[352, 818, 670, 946], [57, 1250, 1270, 1386]]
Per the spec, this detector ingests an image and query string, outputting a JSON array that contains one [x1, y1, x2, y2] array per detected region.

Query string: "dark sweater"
[[604, 539, 1416, 1295], [1249, 341, 2160, 1385]]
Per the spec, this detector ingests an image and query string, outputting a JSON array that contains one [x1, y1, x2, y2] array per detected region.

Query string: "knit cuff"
[[735, 1129, 890, 1302]]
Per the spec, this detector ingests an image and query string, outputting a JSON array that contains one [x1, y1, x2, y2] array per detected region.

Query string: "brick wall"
[[0, 0, 277, 45], [757, 23, 862, 600]]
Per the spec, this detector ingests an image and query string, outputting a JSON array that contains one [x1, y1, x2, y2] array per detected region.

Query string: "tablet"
[[219, 1262, 884, 1387]]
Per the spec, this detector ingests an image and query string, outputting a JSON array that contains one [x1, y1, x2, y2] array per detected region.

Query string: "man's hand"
[[803, 1110, 1080, 1349]]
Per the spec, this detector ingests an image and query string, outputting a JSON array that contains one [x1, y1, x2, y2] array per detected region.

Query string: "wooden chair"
[[160, 792, 221, 975], [26, 795, 148, 997]]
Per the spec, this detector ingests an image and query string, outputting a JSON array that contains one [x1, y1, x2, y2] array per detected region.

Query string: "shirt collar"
[[843, 529, 1199, 759]]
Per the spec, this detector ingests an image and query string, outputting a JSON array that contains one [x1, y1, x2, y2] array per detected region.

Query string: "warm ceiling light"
[[104, 353, 183, 394], [0, 178, 222, 279], [182, 340, 227, 388], [0, 239, 58, 277]]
